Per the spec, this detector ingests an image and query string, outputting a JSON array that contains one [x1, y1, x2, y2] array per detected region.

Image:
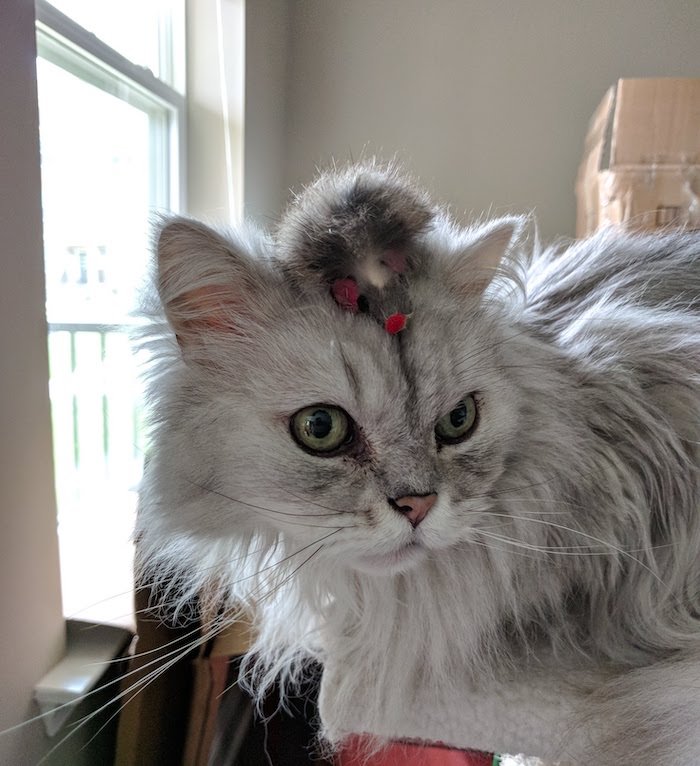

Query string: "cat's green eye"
[[435, 396, 478, 444], [291, 405, 353, 455]]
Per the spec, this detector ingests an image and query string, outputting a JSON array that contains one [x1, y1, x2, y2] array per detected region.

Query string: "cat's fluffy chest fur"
[[137, 165, 700, 765]]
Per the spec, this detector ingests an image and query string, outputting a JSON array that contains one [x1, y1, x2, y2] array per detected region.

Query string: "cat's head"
[[138, 168, 700, 729], [139, 167, 526, 586]]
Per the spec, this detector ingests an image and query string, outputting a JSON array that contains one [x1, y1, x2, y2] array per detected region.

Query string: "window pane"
[[39, 59, 153, 324], [37, 54, 171, 626], [46, 0, 184, 89]]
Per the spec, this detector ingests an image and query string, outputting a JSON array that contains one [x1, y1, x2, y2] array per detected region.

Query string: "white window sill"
[[34, 619, 133, 736]]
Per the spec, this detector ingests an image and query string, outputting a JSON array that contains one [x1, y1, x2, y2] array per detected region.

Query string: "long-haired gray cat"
[[136, 164, 700, 765]]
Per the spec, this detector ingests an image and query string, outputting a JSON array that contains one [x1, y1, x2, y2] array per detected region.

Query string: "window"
[[35, 0, 185, 626]]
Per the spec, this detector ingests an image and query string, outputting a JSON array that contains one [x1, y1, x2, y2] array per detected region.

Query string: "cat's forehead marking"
[[321, 325, 419, 434], [336, 340, 362, 403]]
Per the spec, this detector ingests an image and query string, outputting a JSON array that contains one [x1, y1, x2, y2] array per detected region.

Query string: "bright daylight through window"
[[35, 0, 185, 626]]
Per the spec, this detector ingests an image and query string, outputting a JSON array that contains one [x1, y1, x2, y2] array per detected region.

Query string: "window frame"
[[35, 0, 187, 215], [6, 0, 189, 740], [34, 0, 188, 628]]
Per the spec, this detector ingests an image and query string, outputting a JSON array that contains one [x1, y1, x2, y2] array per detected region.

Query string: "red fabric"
[[332, 278, 360, 312], [338, 736, 494, 766]]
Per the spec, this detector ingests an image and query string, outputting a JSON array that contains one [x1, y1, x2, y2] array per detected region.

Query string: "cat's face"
[[144, 215, 522, 577]]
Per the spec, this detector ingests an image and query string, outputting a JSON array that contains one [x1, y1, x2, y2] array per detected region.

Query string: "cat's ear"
[[156, 217, 269, 349], [448, 218, 520, 296]]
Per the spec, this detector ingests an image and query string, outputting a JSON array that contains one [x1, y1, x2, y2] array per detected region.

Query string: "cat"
[[136, 163, 700, 765]]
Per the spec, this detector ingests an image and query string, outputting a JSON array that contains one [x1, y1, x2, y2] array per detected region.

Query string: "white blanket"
[[319, 660, 601, 765]]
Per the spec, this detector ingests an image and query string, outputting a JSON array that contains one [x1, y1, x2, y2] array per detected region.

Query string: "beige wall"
[[187, 0, 291, 227], [0, 0, 66, 763], [244, 0, 291, 224], [186, 0, 245, 222], [281, 0, 700, 241]]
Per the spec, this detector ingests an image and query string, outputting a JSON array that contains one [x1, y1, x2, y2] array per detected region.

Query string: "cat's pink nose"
[[390, 493, 437, 528]]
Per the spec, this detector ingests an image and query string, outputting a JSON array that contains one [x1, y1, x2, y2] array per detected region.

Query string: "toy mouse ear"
[[156, 217, 268, 349], [449, 218, 520, 296]]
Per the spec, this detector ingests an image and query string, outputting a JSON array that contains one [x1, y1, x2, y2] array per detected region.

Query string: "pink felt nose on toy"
[[391, 493, 437, 527]]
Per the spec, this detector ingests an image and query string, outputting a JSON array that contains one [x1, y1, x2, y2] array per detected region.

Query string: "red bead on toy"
[[385, 313, 407, 334]]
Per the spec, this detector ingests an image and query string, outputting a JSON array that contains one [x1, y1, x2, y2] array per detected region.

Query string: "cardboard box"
[[576, 78, 700, 236], [114, 584, 256, 766]]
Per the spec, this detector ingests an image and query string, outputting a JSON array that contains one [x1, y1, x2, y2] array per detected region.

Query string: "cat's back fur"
[[137, 165, 700, 765]]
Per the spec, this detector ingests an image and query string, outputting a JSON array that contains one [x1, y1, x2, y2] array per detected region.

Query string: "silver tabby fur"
[[137, 165, 700, 765]]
